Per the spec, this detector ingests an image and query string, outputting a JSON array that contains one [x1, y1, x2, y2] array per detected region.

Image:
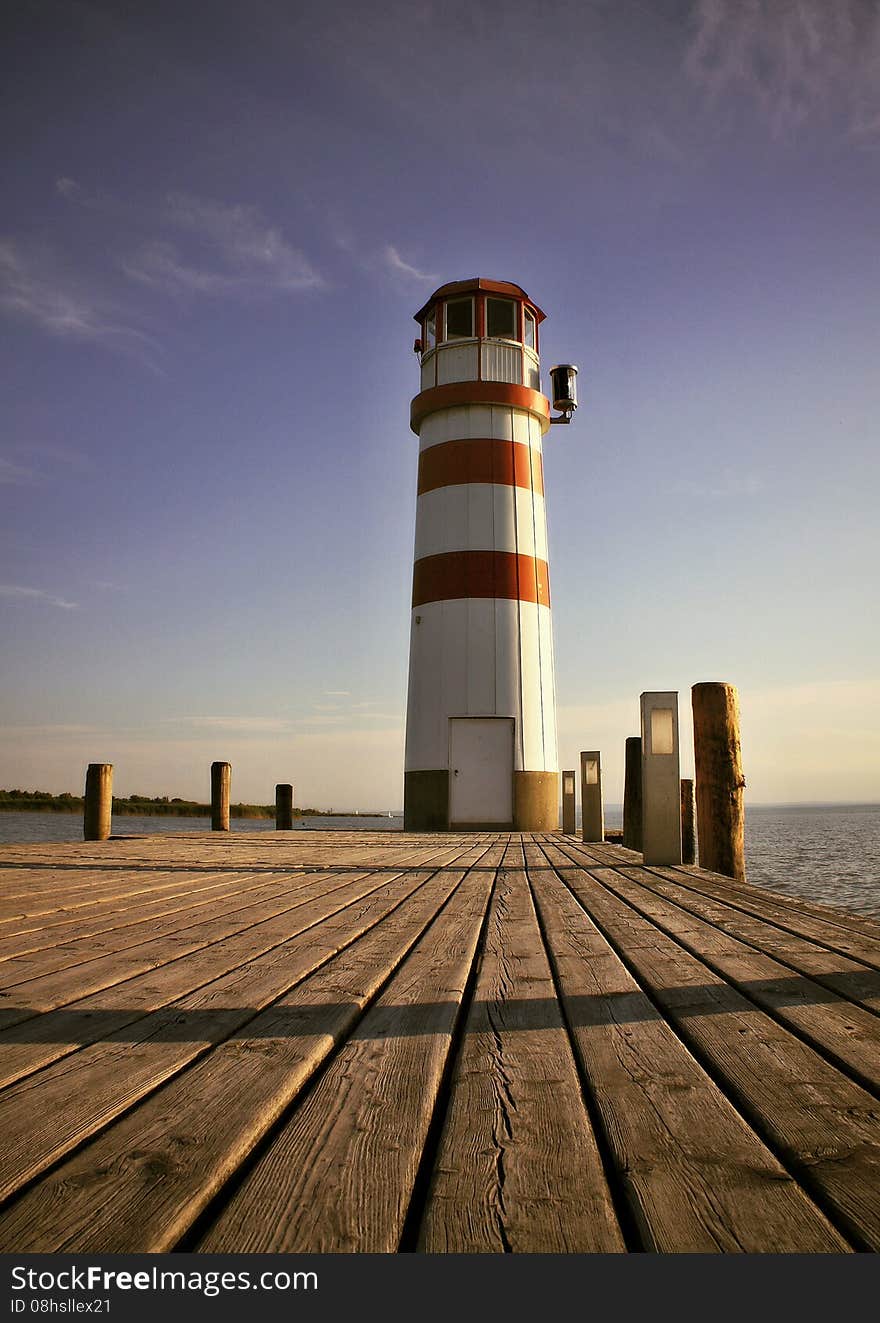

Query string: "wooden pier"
[[0, 829, 878, 1253]]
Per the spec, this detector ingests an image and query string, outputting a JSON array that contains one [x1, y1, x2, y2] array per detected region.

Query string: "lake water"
[[0, 812, 400, 843], [1, 805, 878, 919]]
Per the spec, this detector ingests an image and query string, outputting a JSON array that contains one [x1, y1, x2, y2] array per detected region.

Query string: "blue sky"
[[2, 0, 878, 808]]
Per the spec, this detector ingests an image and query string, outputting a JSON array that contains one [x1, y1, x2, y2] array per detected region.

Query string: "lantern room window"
[[424, 308, 437, 351], [486, 297, 516, 340], [444, 298, 473, 340], [524, 307, 536, 350]]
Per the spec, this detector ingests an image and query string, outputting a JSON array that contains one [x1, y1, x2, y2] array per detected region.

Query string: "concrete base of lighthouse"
[[403, 770, 450, 832], [404, 770, 559, 832], [513, 771, 560, 831]]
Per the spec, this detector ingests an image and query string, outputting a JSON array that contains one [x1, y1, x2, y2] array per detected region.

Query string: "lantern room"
[[414, 278, 545, 394]]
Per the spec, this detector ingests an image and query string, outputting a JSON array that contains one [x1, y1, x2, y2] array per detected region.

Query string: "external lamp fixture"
[[549, 364, 578, 424]]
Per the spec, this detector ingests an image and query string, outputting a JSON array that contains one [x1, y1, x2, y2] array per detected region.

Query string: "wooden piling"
[[211, 762, 231, 833], [622, 736, 642, 852], [83, 763, 113, 841], [692, 682, 746, 882], [680, 778, 696, 865], [276, 783, 294, 831]]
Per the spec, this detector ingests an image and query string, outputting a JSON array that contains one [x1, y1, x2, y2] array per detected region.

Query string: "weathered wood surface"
[[0, 828, 878, 1254]]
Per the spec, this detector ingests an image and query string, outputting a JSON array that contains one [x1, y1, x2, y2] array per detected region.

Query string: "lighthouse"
[[403, 278, 577, 831]]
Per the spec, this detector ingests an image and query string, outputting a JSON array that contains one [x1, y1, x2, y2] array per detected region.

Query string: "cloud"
[[739, 678, 880, 798], [328, 221, 436, 286], [383, 245, 436, 283], [0, 456, 37, 486], [162, 715, 294, 733], [744, 677, 880, 714], [0, 239, 162, 367], [0, 585, 79, 610], [0, 723, 97, 736], [57, 177, 324, 301], [684, 0, 880, 141], [122, 194, 324, 298], [121, 241, 242, 296], [663, 471, 764, 499], [160, 705, 401, 735], [0, 439, 91, 487]]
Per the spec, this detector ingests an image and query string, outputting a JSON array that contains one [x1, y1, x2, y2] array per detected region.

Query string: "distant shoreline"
[[0, 792, 389, 819]]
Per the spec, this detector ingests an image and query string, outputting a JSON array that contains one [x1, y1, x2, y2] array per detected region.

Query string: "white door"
[[449, 718, 514, 825]]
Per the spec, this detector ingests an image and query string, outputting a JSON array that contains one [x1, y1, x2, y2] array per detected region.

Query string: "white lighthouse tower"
[[403, 278, 576, 831]]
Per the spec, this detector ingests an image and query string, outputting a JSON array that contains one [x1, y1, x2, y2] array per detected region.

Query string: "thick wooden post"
[[580, 750, 604, 843], [211, 761, 231, 832], [276, 783, 294, 831], [561, 771, 576, 835], [622, 736, 642, 852], [83, 763, 113, 841], [680, 778, 696, 865], [692, 682, 746, 882]]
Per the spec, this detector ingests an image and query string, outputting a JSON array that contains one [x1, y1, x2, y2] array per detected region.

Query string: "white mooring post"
[[580, 750, 604, 843], [561, 770, 576, 834], [640, 693, 682, 864]]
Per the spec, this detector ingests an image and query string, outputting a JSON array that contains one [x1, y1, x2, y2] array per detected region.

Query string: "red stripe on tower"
[[412, 550, 551, 608], [411, 381, 551, 434], [417, 438, 543, 496]]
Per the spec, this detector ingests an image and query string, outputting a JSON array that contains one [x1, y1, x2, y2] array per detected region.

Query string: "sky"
[[1, 0, 878, 810]]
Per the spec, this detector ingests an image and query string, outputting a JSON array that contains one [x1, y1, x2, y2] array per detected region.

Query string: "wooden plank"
[[586, 865, 880, 1094], [552, 838, 880, 968], [654, 864, 880, 960], [0, 841, 475, 1028], [0, 840, 476, 967], [0, 875, 334, 986], [545, 852, 880, 1249], [599, 863, 880, 1017], [0, 867, 419, 1026], [197, 866, 498, 1253], [0, 870, 232, 920], [0, 868, 449, 1203], [0, 845, 477, 940], [558, 838, 880, 944], [0, 864, 485, 1251], [0, 882, 239, 942], [500, 840, 524, 868], [0, 870, 327, 961], [0, 869, 417, 1088], [662, 862, 880, 937], [418, 868, 625, 1251], [0, 862, 318, 932], [0, 835, 482, 895], [527, 860, 848, 1251]]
